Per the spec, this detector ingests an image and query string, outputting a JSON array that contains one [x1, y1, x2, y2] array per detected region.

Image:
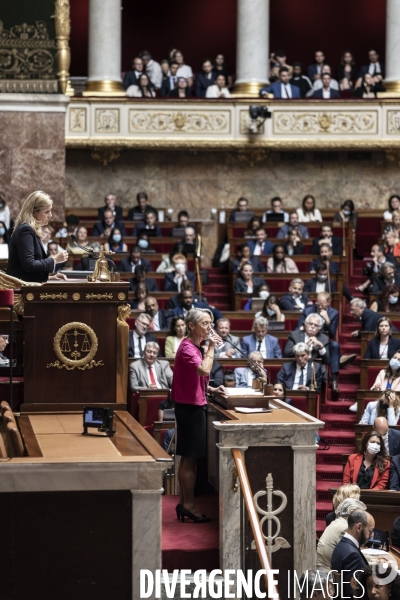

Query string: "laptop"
[[264, 213, 285, 223], [60, 270, 94, 279], [171, 227, 185, 238], [232, 211, 254, 223]]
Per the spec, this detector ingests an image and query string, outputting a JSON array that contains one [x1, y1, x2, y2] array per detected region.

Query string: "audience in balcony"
[[244, 216, 262, 238], [137, 231, 156, 253], [371, 262, 400, 293], [133, 209, 162, 237], [277, 212, 309, 239], [172, 50, 193, 87], [358, 48, 385, 81], [206, 74, 231, 98], [119, 245, 152, 273], [307, 50, 326, 81], [353, 72, 385, 98], [282, 228, 304, 255], [263, 197, 290, 223], [276, 342, 322, 392], [213, 53, 233, 89], [160, 61, 179, 97], [333, 199, 358, 230], [126, 73, 156, 98], [128, 191, 155, 220], [195, 59, 216, 98], [383, 194, 400, 221], [123, 57, 144, 90], [269, 50, 293, 81], [343, 431, 390, 489], [240, 316, 282, 358], [169, 77, 191, 98], [370, 284, 400, 313], [66, 226, 91, 254], [267, 244, 299, 273], [130, 282, 148, 310], [246, 227, 274, 255], [371, 351, 400, 391], [97, 193, 123, 221], [234, 262, 265, 294], [139, 51, 163, 89], [165, 254, 195, 292], [104, 228, 128, 253], [311, 224, 342, 255], [304, 263, 337, 293], [231, 243, 264, 273], [359, 390, 400, 425], [308, 65, 339, 97], [93, 208, 126, 237], [337, 51, 358, 90], [129, 265, 159, 293], [255, 294, 285, 322], [364, 317, 400, 360], [290, 62, 312, 98], [260, 67, 301, 99], [311, 72, 341, 99], [279, 278, 311, 311], [296, 195, 323, 223], [164, 316, 186, 358]]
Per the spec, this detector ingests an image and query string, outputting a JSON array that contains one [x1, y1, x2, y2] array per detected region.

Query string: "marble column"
[[84, 0, 125, 96], [385, 0, 400, 93], [233, 0, 269, 96]]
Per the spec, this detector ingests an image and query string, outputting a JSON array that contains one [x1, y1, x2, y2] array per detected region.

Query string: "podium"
[[21, 281, 130, 411]]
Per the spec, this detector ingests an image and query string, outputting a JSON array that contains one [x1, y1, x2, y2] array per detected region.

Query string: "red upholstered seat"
[[366, 366, 384, 388]]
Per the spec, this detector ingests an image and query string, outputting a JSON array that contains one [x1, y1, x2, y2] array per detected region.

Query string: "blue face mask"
[[343, 209, 351, 216], [0, 228, 5, 236], [138, 239, 149, 249], [112, 234, 122, 243], [389, 358, 400, 371]]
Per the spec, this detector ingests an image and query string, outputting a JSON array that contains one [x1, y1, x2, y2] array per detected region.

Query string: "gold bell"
[[88, 247, 111, 283]]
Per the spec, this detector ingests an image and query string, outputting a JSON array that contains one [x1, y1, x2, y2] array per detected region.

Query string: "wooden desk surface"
[[222, 407, 310, 424]]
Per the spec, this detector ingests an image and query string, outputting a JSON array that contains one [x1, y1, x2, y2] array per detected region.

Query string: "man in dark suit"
[[247, 228, 274, 256], [123, 57, 144, 90], [275, 343, 322, 392], [133, 209, 162, 238], [297, 292, 338, 338], [128, 314, 160, 358], [144, 297, 171, 331], [389, 454, 400, 490], [97, 194, 123, 221], [370, 262, 400, 293], [311, 225, 342, 256], [304, 264, 337, 294], [260, 67, 301, 99], [171, 227, 198, 256], [290, 62, 312, 98], [359, 49, 385, 80], [119, 246, 152, 273], [279, 279, 311, 311], [129, 341, 173, 389], [195, 59, 216, 98], [331, 510, 373, 599], [171, 289, 223, 323], [129, 265, 159, 293], [92, 209, 126, 237], [311, 73, 340, 98], [350, 298, 398, 337], [374, 417, 400, 458], [160, 61, 179, 97], [307, 50, 325, 81], [240, 316, 282, 358], [309, 244, 340, 275], [165, 269, 196, 292]]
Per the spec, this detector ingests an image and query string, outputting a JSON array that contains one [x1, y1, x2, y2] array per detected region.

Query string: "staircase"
[[203, 267, 231, 311]]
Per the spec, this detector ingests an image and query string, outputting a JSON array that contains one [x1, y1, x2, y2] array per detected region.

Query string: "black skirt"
[[175, 402, 207, 458]]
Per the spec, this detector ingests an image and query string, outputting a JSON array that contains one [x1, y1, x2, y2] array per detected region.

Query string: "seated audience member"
[[280, 279, 311, 311], [384, 230, 400, 258], [277, 212, 309, 239], [128, 313, 159, 358], [316, 497, 367, 573], [129, 265, 159, 293], [66, 226, 92, 254], [92, 209, 126, 238], [171, 226, 197, 255], [0, 334, 9, 364], [129, 342, 173, 390], [244, 216, 262, 238], [126, 73, 156, 98], [325, 483, 361, 526], [350, 298, 393, 338], [307, 50, 326, 81], [371, 263, 400, 294], [41, 225, 59, 253], [290, 62, 312, 98], [333, 199, 358, 231], [212, 53, 233, 89], [243, 283, 270, 311], [130, 282, 148, 310], [240, 316, 282, 358], [309, 69, 340, 98], [55, 214, 79, 239], [164, 316, 186, 358], [213, 318, 240, 358], [97, 193, 123, 221], [355, 564, 400, 600], [229, 197, 251, 222], [304, 263, 338, 294], [260, 67, 301, 99], [360, 390, 400, 425], [343, 431, 390, 489], [166, 280, 202, 309], [123, 56, 144, 90], [353, 72, 385, 98], [165, 254, 195, 291], [356, 245, 394, 293], [169, 76, 191, 98], [234, 351, 266, 388], [48, 241, 66, 272], [297, 292, 338, 338], [206, 73, 231, 98], [160, 61, 179, 97], [297, 571, 334, 600], [176, 210, 190, 229], [358, 48, 385, 80], [272, 381, 292, 405], [210, 359, 224, 388], [365, 317, 400, 359], [275, 342, 322, 392], [234, 263, 265, 294], [139, 51, 162, 89], [371, 284, 400, 313], [309, 244, 340, 274], [311, 224, 342, 255], [170, 289, 223, 322], [393, 517, 400, 545], [137, 231, 155, 253], [269, 49, 293, 81], [337, 51, 358, 90], [255, 294, 285, 322], [374, 415, 400, 456], [133, 209, 162, 237], [296, 195, 323, 223], [331, 511, 374, 600], [144, 297, 171, 331], [231, 243, 264, 273], [390, 454, 400, 490], [195, 59, 215, 98], [262, 196, 289, 223], [282, 228, 304, 256], [173, 50, 193, 87], [247, 228, 274, 255], [387, 209, 400, 238], [127, 191, 155, 220], [371, 352, 400, 391], [104, 228, 128, 253], [267, 245, 299, 273], [119, 245, 152, 273], [383, 194, 400, 222]]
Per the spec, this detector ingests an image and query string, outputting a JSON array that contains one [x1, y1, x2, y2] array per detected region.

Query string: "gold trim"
[[40, 293, 68, 300], [47, 321, 103, 370], [118, 292, 126, 301], [52, 0, 71, 94], [383, 81, 400, 93], [83, 80, 125, 96], [72, 293, 80, 300], [231, 81, 268, 97], [86, 293, 113, 300], [26, 293, 34, 301]]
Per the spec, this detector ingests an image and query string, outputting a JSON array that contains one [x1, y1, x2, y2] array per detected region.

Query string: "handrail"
[[231, 448, 280, 600]]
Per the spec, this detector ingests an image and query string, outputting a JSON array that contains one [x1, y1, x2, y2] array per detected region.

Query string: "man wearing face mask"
[[304, 263, 337, 294], [279, 279, 312, 311], [374, 416, 400, 456]]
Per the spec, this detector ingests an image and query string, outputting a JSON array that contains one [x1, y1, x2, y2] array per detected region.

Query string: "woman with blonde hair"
[[7, 191, 68, 282], [325, 483, 361, 526]]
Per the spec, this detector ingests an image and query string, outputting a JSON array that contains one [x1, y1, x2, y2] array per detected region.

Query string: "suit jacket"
[[309, 258, 340, 274], [361, 307, 391, 332], [247, 240, 274, 255], [240, 333, 282, 358], [282, 242, 304, 255], [276, 361, 322, 392], [133, 223, 162, 238], [7, 224, 54, 283], [372, 369, 400, 391], [127, 205, 156, 220], [97, 205, 123, 221], [171, 301, 223, 323], [303, 278, 337, 294], [92, 220, 126, 237], [167, 293, 201, 309], [311, 236, 342, 255], [164, 271, 196, 292], [343, 453, 390, 489], [312, 88, 340, 99], [210, 360, 223, 387], [160, 77, 176, 97], [259, 82, 301, 99], [123, 70, 141, 90], [231, 257, 265, 273], [331, 536, 369, 599], [234, 276, 265, 293], [119, 257, 152, 273], [279, 293, 310, 311], [389, 454, 400, 490], [128, 331, 160, 358], [364, 336, 400, 359], [147, 309, 172, 331], [129, 277, 159, 292], [235, 367, 256, 388], [283, 329, 330, 364], [359, 63, 385, 79], [389, 428, 400, 457], [213, 334, 241, 358], [371, 273, 400, 293], [129, 358, 173, 390], [359, 400, 399, 425], [277, 223, 309, 239], [296, 305, 339, 338], [307, 64, 324, 80], [195, 72, 215, 98]]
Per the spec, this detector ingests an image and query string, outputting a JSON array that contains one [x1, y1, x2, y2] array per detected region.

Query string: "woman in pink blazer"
[[343, 431, 390, 490]]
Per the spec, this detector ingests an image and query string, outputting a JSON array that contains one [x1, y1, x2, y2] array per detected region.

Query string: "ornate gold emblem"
[[72, 293, 80, 300], [26, 293, 34, 301], [118, 292, 126, 301], [86, 293, 113, 300], [40, 293, 68, 300], [117, 303, 131, 322], [47, 321, 103, 370]]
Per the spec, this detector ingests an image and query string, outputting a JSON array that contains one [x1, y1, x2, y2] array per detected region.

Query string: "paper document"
[[224, 388, 262, 396], [234, 407, 272, 414]]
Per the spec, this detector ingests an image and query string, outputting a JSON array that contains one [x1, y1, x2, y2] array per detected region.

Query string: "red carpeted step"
[[316, 519, 327, 535], [316, 464, 343, 475], [319, 430, 355, 445], [316, 445, 355, 464], [320, 415, 357, 429]]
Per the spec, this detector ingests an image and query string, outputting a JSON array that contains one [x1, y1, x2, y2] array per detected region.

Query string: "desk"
[[0, 411, 172, 600]]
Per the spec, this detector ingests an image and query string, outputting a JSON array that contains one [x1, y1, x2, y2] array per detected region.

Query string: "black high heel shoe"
[[175, 503, 183, 520], [180, 506, 211, 524]]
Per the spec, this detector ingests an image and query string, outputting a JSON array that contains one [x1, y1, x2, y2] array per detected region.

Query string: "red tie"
[[148, 366, 157, 387]]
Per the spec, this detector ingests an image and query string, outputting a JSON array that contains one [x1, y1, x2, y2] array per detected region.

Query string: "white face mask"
[[175, 263, 186, 273], [266, 308, 275, 316], [343, 209, 351, 216], [389, 296, 398, 304], [259, 290, 270, 300], [367, 442, 381, 455]]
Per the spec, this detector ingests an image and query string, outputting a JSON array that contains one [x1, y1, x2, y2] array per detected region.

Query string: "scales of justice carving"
[[251, 473, 291, 563], [47, 322, 104, 370]]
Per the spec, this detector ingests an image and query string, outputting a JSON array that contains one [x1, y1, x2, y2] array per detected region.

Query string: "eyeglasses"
[[307, 323, 321, 329], [138, 321, 150, 328]]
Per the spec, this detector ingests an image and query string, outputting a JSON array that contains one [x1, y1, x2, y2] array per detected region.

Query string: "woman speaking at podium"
[[7, 191, 68, 282]]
